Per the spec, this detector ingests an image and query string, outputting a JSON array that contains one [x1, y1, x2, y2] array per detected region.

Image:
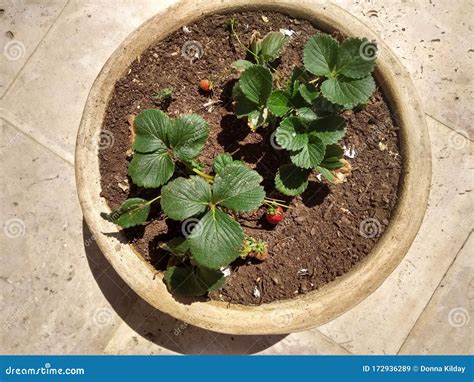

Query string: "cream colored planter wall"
[[75, 0, 431, 335]]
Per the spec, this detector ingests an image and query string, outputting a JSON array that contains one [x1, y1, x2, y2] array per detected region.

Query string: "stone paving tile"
[[0, 0, 176, 160], [0, 119, 137, 354], [335, 0, 473, 136], [256, 329, 350, 355], [102, 298, 284, 355], [102, 298, 349, 355], [399, 233, 473, 355], [0, 0, 67, 98], [318, 116, 473, 354]]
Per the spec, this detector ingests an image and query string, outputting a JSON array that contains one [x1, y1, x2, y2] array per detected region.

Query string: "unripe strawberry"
[[199, 79, 212, 92]]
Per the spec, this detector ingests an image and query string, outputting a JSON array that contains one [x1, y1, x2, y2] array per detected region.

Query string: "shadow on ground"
[[83, 220, 287, 354]]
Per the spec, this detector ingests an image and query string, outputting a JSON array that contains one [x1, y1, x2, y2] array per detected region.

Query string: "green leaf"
[[296, 107, 318, 123], [315, 166, 335, 182], [247, 109, 268, 131], [260, 32, 288, 62], [288, 67, 309, 96], [128, 149, 174, 188], [133, 109, 171, 153], [275, 117, 308, 151], [160, 176, 211, 220], [163, 264, 226, 296], [164, 266, 207, 296], [100, 198, 150, 228], [239, 65, 273, 106], [195, 267, 226, 291], [290, 135, 326, 169], [267, 90, 291, 116], [161, 237, 190, 257], [188, 209, 244, 269], [319, 144, 345, 170], [233, 83, 259, 117], [298, 83, 320, 104], [213, 153, 234, 175], [308, 115, 346, 145], [313, 96, 341, 116], [212, 163, 265, 212], [337, 38, 377, 79], [169, 114, 209, 161], [275, 164, 310, 196], [321, 75, 375, 108], [231, 59, 254, 73], [303, 34, 339, 76], [315, 144, 344, 182], [213, 153, 245, 175]]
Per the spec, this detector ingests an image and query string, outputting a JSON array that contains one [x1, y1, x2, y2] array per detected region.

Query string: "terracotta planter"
[[75, 0, 431, 334]]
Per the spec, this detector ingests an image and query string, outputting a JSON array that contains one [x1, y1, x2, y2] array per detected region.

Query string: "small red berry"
[[266, 206, 284, 225], [199, 79, 212, 92]]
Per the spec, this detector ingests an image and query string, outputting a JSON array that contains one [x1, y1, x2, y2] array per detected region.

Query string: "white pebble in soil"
[[343, 145, 357, 158], [253, 286, 261, 298], [279, 28, 296, 37], [297, 268, 309, 276], [221, 267, 231, 277]]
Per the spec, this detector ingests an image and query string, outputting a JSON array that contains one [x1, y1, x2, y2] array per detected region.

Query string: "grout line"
[[0, 0, 71, 101], [396, 230, 473, 355], [0, 114, 74, 166], [312, 328, 353, 355], [425, 113, 473, 141]]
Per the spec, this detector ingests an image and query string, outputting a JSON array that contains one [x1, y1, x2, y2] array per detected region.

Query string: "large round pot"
[[75, 0, 431, 334]]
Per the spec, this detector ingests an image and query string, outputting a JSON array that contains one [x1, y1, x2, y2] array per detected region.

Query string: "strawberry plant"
[[160, 158, 265, 270], [101, 111, 269, 295], [151, 87, 173, 102], [229, 17, 288, 69], [303, 35, 376, 108], [240, 236, 268, 261], [230, 32, 377, 195]]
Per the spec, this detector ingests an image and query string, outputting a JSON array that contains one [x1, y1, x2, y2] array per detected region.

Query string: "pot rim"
[[75, 0, 431, 335]]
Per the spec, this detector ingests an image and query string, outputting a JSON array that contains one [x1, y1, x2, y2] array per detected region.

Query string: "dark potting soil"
[[98, 11, 402, 305]]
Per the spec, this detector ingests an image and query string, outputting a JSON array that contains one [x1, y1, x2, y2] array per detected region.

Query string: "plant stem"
[[263, 199, 291, 209], [193, 168, 214, 183], [145, 195, 161, 206], [230, 22, 260, 63], [265, 196, 287, 203]]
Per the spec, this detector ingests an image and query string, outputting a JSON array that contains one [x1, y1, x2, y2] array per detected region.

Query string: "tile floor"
[[0, 0, 472, 355]]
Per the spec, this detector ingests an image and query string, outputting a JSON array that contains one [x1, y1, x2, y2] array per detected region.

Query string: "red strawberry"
[[266, 206, 284, 225], [199, 79, 212, 92]]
